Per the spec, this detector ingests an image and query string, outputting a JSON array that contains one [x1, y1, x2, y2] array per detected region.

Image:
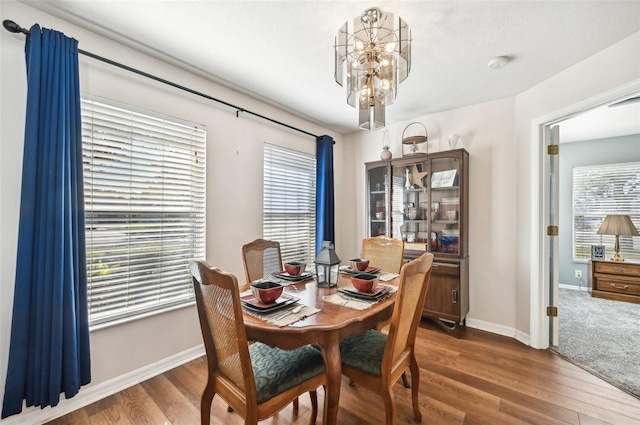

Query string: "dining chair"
[[338, 252, 434, 425], [362, 235, 405, 274], [191, 260, 326, 425], [241, 238, 284, 290]]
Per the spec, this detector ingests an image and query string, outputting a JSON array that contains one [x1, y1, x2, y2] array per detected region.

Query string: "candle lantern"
[[314, 241, 341, 288]]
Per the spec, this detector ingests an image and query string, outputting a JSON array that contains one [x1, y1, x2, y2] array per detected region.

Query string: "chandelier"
[[334, 7, 411, 130]]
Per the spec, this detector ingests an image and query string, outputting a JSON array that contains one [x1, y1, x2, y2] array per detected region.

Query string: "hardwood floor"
[[46, 320, 640, 425]]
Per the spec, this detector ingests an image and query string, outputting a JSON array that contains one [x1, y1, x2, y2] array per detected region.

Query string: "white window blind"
[[572, 162, 640, 261], [263, 143, 316, 264], [81, 98, 206, 327]]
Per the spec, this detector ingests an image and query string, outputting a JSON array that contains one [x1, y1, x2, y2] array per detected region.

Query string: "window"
[[572, 162, 640, 261], [81, 98, 206, 327], [263, 143, 316, 264]]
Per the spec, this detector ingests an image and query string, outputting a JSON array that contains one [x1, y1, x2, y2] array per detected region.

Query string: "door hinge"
[[547, 226, 558, 236], [547, 145, 559, 155], [546, 306, 558, 317]]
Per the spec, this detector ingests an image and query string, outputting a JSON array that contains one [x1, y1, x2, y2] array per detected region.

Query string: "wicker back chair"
[[241, 239, 283, 289], [338, 252, 434, 425], [362, 236, 405, 274], [191, 260, 325, 425]]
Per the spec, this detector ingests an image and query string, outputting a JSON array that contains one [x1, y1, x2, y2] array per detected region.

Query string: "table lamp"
[[596, 214, 639, 261]]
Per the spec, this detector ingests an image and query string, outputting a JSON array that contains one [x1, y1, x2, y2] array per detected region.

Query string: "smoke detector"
[[488, 56, 509, 69]]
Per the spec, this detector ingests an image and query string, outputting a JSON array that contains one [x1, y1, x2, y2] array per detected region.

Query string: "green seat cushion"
[[249, 342, 325, 404], [339, 330, 387, 377]]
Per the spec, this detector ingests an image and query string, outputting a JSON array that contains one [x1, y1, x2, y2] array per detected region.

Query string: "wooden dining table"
[[243, 273, 398, 425]]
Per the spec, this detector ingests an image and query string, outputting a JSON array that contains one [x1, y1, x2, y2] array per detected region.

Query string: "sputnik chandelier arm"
[[335, 7, 411, 131]]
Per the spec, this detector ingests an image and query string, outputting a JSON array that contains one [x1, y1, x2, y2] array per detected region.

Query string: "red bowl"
[[349, 258, 370, 271], [251, 281, 284, 304], [284, 261, 306, 276], [351, 273, 379, 293]]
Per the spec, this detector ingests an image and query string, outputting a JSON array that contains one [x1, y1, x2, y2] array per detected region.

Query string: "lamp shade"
[[596, 214, 638, 261], [597, 215, 639, 236]]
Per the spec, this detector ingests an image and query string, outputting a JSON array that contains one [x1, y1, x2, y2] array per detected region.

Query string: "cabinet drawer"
[[594, 262, 640, 278], [595, 278, 640, 295], [431, 262, 459, 277]]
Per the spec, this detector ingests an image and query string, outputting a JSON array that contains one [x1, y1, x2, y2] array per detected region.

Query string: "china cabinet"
[[366, 148, 469, 335]]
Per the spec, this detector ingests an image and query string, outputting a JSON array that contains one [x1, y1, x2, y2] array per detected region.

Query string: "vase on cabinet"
[[380, 130, 392, 160]]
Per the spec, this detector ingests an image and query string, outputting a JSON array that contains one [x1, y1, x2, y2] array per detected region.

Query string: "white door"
[[548, 125, 560, 346]]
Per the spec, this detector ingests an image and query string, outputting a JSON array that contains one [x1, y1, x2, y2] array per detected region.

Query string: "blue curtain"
[[2, 25, 90, 419], [315, 135, 335, 253]]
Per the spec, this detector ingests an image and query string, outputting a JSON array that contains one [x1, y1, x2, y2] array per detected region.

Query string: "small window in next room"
[[81, 97, 206, 328], [263, 143, 316, 265], [572, 162, 640, 261]]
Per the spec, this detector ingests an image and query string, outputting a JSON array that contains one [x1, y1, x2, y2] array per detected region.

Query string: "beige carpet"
[[552, 288, 640, 398]]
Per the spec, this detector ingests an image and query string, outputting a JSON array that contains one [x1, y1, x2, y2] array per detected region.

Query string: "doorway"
[[542, 89, 640, 398], [530, 81, 640, 351]]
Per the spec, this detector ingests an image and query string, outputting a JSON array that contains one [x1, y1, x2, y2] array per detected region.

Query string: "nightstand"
[[588, 259, 640, 304]]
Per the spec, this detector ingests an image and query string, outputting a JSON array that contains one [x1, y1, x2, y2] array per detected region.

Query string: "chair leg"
[[293, 396, 299, 410], [309, 390, 318, 424], [401, 372, 410, 388], [201, 381, 216, 425], [381, 387, 397, 425], [409, 356, 422, 422]]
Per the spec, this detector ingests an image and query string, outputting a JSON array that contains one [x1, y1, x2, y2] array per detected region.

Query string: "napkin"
[[378, 272, 399, 282], [323, 293, 375, 310]]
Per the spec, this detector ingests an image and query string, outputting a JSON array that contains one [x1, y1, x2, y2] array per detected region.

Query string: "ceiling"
[[18, 0, 640, 135]]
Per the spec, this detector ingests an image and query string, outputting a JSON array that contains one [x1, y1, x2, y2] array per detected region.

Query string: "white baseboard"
[[466, 317, 531, 346], [466, 317, 515, 338], [559, 283, 588, 291], [0, 344, 205, 425], [515, 329, 530, 346]]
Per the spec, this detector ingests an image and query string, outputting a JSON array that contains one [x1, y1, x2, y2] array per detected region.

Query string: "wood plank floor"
[[46, 320, 640, 425]]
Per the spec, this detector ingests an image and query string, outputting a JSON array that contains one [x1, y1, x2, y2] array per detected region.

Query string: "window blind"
[[263, 143, 316, 264], [81, 98, 206, 326], [572, 162, 640, 261]]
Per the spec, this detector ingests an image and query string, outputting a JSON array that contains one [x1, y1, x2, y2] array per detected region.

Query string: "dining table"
[[243, 272, 398, 425]]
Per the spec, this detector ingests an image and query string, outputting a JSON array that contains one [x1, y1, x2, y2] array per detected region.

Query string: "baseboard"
[[0, 344, 205, 425], [559, 283, 588, 291], [515, 329, 530, 346], [466, 317, 515, 338]]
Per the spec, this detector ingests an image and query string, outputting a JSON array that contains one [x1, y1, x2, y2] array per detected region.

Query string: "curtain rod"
[[3, 19, 320, 139]]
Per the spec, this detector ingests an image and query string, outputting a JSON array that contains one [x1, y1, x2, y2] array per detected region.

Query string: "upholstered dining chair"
[[190, 260, 326, 425], [241, 238, 284, 290], [338, 252, 434, 425], [362, 236, 405, 274]]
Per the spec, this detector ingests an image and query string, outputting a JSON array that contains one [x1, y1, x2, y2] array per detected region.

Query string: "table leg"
[[320, 332, 341, 425]]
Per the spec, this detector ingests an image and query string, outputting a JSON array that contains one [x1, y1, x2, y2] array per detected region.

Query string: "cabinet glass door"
[[430, 156, 461, 256], [366, 163, 389, 237], [391, 158, 431, 251]]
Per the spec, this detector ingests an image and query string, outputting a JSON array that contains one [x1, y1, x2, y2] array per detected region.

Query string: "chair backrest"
[[242, 239, 284, 285], [362, 236, 405, 274], [384, 252, 434, 368], [191, 260, 257, 401]]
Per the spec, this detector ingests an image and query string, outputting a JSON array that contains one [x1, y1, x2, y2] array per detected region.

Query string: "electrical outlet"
[[575, 270, 582, 279]]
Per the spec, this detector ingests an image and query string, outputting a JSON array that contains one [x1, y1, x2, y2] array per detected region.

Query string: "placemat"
[[243, 303, 319, 327], [323, 284, 397, 310]]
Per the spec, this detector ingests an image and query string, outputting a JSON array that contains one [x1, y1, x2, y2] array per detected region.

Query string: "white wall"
[[348, 98, 518, 335], [0, 2, 342, 423]]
